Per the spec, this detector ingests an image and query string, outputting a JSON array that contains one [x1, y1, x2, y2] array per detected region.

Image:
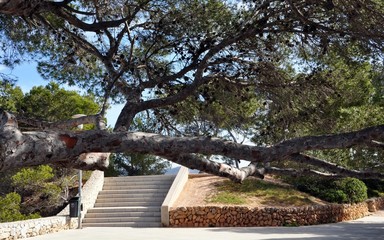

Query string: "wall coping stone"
[[161, 166, 189, 226]]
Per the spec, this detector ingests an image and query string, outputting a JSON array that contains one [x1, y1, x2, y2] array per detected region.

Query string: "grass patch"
[[209, 192, 246, 204], [207, 178, 316, 206]]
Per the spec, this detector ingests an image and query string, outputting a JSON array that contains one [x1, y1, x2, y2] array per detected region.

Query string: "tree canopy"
[[0, 0, 384, 182]]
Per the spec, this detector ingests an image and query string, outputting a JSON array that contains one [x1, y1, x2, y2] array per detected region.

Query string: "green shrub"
[[0, 192, 40, 223], [11, 165, 54, 190], [362, 179, 384, 198], [288, 176, 368, 204], [320, 189, 348, 203], [367, 189, 382, 198], [11, 165, 63, 216], [335, 177, 368, 203]]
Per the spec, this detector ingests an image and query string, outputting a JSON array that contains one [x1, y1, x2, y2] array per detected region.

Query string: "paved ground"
[[30, 212, 384, 240]]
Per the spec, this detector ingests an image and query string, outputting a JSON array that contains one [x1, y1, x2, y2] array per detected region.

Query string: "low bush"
[[0, 192, 40, 223], [362, 179, 384, 198], [289, 177, 368, 204], [336, 177, 367, 203], [319, 189, 348, 203]]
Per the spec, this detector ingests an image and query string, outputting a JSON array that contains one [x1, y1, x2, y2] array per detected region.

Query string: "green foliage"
[[0, 15, 54, 68], [165, 82, 262, 135], [291, 177, 368, 204], [0, 81, 23, 112], [11, 165, 63, 215], [20, 82, 100, 122], [336, 178, 368, 203], [321, 190, 348, 204], [0, 192, 40, 223], [11, 165, 54, 190], [259, 55, 384, 142], [256, 53, 384, 173], [0, 83, 101, 217], [0, 192, 25, 222], [362, 179, 384, 197], [106, 153, 171, 177]]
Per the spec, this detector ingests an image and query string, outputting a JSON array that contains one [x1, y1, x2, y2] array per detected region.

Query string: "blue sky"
[[0, 62, 124, 127]]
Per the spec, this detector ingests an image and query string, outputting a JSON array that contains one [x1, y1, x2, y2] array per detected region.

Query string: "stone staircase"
[[82, 174, 175, 227]]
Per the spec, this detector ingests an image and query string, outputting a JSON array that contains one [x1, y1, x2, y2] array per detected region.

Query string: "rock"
[[196, 211, 205, 215], [0, 232, 10, 240], [175, 214, 187, 219], [367, 200, 377, 212], [167, 197, 384, 228]]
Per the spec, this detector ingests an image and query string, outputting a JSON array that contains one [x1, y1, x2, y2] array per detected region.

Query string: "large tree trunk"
[[1, 110, 383, 181]]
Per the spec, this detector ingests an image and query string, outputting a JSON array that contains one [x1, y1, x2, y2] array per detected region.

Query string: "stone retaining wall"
[[0, 217, 77, 240], [0, 170, 104, 240], [169, 197, 384, 227]]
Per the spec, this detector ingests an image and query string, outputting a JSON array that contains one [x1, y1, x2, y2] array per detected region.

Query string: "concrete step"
[[96, 197, 164, 203], [86, 207, 160, 214], [94, 202, 162, 208], [83, 175, 174, 228], [102, 184, 173, 189], [83, 216, 160, 223], [82, 222, 162, 228], [85, 211, 161, 218], [104, 178, 174, 184], [98, 189, 169, 195], [103, 183, 171, 190], [96, 193, 167, 199], [104, 175, 175, 182], [96, 195, 164, 203]]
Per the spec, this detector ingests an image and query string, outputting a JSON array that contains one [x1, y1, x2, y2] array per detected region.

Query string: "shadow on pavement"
[[206, 221, 384, 240]]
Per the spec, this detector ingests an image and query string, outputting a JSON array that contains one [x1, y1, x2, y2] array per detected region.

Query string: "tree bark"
[[167, 154, 265, 182], [1, 110, 383, 181], [0, 0, 42, 16]]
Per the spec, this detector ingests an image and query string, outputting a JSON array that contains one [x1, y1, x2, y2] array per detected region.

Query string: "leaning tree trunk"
[[1, 110, 383, 182]]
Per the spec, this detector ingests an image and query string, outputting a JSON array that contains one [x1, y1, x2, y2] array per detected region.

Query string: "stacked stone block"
[[169, 197, 384, 227]]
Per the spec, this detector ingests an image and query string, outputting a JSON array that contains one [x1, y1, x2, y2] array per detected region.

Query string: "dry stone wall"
[[0, 217, 77, 240], [169, 197, 384, 227]]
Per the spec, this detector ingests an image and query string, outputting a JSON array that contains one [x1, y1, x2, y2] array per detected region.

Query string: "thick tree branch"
[[49, 4, 130, 32], [264, 166, 339, 178], [114, 24, 269, 130], [0, 0, 131, 32], [270, 125, 384, 158], [0, 0, 42, 15], [60, 3, 95, 16], [0, 111, 383, 180], [35, 14, 104, 60], [287, 153, 384, 179], [167, 154, 265, 182]]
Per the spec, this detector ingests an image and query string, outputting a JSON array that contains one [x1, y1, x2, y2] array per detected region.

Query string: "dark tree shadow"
[[206, 219, 384, 240]]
